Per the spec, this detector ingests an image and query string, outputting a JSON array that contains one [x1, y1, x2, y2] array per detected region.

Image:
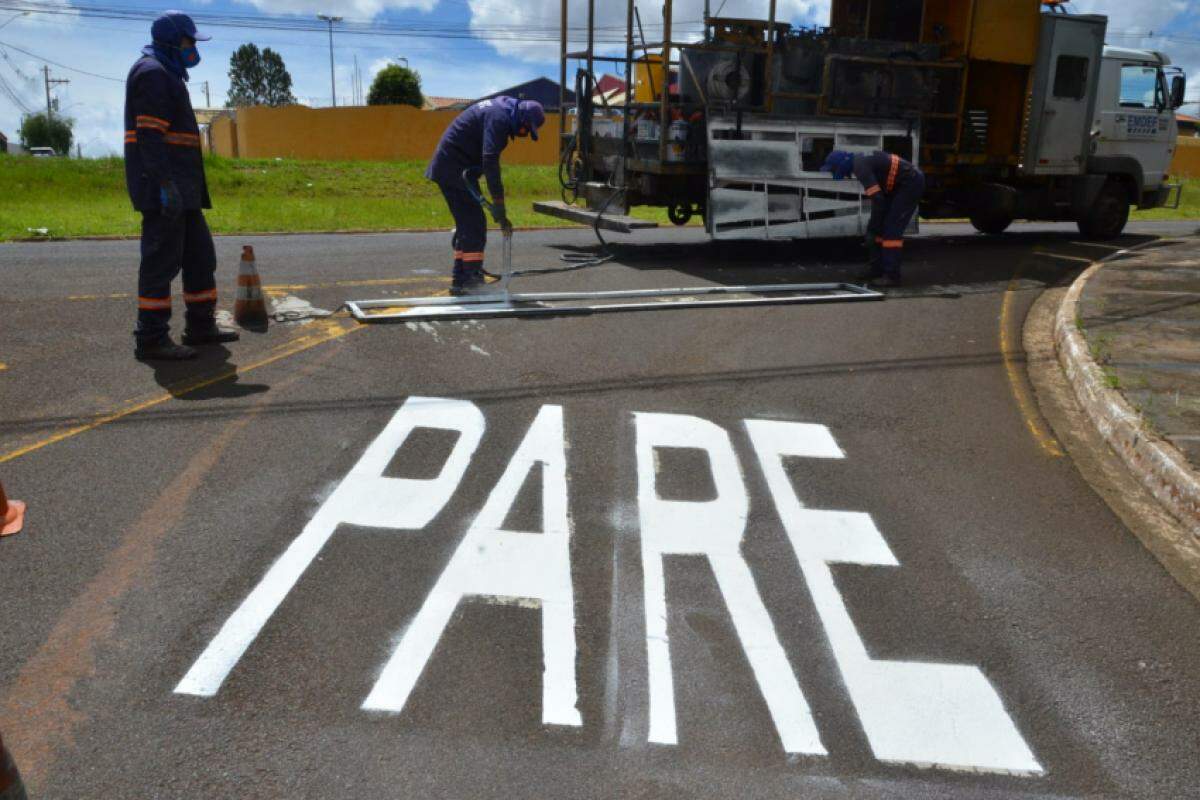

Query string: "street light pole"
[[317, 14, 343, 108]]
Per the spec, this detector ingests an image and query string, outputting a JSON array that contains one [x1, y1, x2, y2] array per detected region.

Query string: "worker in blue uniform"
[[426, 97, 546, 295], [125, 11, 238, 360], [821, 149, 925, 288]]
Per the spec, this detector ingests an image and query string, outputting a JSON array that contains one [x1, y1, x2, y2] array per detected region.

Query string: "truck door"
[[1022, 14, 1105, 175], [1095, 63, 1177, 190]]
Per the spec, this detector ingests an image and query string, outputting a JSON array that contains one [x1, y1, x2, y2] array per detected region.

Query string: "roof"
[[473, 77, 574, 110], [424, 96, 472, 111], [1103, 46, 1169, 65], [594, 74, 626, 96]]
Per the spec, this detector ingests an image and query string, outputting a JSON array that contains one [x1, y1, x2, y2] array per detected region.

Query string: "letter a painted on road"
[[745, 419, 1043, 775], [363, 404, 582, 727], [634, 412, 826, 755], [176, 397, 486, 698]]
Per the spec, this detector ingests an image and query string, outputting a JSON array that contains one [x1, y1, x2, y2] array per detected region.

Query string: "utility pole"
[[42, 65, 68, 119], [317, 14, 343, 107], [202, 80, 211, 107], [353, 54, 359, 105]]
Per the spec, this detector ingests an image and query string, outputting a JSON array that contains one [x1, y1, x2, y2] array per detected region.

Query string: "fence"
[[1172, 136, 1200, 178], [208, 104, 561, 164]]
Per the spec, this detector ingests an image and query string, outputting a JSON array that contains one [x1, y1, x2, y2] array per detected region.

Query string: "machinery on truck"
[[536, 0, 1187, 241]]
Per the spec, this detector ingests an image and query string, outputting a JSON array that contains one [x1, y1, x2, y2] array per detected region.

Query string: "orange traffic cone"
[[1, 480, 25, 537], [234, 245, 269, 330]]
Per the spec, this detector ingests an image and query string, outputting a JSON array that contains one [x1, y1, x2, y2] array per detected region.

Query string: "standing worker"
[[426, 96, 546, 295], [821, 149, 925, 288], [125, 11, 238, 360]]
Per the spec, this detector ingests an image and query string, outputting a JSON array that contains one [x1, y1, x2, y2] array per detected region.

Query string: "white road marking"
[[362, 404, 582, 726], [746, 419, 1043, 776], [174, 397, 486, 697], [634, 412, 826, 755]]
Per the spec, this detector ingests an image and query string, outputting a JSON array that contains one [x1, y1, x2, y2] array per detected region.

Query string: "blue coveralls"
[[852, 151, 925, 277], [124, 53, 216, 343], [426, 97, 518, 283]]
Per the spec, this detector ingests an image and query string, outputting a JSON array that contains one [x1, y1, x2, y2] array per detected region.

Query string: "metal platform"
[[346, 282, 882, 323], [532, 200, 660, 233]]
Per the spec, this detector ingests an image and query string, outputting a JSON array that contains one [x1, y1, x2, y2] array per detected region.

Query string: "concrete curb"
[[1054, 244, 1200, 542]]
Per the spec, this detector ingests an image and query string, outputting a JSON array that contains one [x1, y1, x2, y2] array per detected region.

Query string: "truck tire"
[[1078, 182, 1131, 240], [668, 203, 693, 226], [969, 212, 1013, 235]]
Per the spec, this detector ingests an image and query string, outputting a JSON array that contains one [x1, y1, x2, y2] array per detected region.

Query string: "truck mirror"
[[1171, 75, 1186, 109]]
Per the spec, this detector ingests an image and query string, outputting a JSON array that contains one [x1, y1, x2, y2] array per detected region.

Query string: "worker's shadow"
[[146, 344, 271, 400]]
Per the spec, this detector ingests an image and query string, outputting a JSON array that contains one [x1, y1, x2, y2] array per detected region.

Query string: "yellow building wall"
[[216, 105, 560, 164], [209, 115, 237, 158], [1172, 136, 1200, 178]]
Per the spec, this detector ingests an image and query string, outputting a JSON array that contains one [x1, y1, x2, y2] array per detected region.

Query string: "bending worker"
[[426, 96, 546, 295], [821, 149, 925, 288], [125, 12, 238, 360]]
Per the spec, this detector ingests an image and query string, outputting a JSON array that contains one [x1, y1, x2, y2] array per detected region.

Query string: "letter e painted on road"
[[745, 419, 1043, 776], [175, 397, 486, 698], [634, 412, 826, 755], [362, 404, 582, 727]]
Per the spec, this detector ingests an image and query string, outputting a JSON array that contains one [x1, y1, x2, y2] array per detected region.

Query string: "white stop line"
[[175, 397, 1042, 776]]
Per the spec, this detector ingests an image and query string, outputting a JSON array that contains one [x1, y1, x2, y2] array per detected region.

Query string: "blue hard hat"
[[152, 11, 210, 45], [820, 149, 855, 179]]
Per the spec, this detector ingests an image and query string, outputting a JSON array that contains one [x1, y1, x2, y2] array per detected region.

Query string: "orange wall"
[[209, 115, 237, 157], [216, 104, 559, 164], [1172, 136, 1200, 179]]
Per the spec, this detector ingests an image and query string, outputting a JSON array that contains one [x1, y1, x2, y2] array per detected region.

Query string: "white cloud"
[[230, 0, 437, 18]]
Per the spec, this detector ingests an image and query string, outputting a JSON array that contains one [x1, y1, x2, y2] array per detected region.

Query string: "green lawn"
[[0, 154, 1194, 241]]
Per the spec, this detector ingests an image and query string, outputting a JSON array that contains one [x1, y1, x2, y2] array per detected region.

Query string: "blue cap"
[[820, 150, 854, 178], [517, 100, 545, 141], [152, 11, 210, 45]]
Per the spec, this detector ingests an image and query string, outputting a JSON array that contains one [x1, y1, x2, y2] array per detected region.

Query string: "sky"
[[0, 0, 1196, 157]]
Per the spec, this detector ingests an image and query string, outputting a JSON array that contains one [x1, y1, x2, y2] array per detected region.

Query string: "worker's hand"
[[159, 181, 183, 221], [493, 202, 513, 235]]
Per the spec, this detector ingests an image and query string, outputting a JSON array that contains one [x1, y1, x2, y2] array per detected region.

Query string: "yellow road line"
[[0, 319, 361, 465], [1000, 262, 1065, 458], [66, 276, 450, 302]]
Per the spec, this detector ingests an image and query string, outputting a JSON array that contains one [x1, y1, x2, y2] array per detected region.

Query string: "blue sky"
[[0, 0, 1195, 157]]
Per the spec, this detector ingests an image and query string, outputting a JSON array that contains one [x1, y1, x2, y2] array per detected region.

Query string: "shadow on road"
[[145, 344, 271, 401]]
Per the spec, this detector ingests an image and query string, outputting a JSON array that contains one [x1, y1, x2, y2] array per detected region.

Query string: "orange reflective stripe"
[[138, 296, 172, 310], [874, 236, 884, 244], [461, 252, 485, 263], [164, 132, 201, 147], [183, 288, 218, 303], [881, 239, 904, 249], [863, 185, 881, 197], [136, 115, 170, 131], [886, 154, 900, 193]]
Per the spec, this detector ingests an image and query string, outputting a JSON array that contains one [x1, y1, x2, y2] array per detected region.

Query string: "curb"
[[1054, 243, 1200, 542]]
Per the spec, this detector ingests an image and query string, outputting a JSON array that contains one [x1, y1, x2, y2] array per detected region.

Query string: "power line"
[[0, 37, 123, 81]]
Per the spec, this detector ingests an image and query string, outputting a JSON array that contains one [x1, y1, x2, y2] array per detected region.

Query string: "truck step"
[[532, 200, 659, 234]]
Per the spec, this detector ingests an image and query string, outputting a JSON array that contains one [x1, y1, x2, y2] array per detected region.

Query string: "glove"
[[159, 181, 183, 220], [492, 202, 513, 235]]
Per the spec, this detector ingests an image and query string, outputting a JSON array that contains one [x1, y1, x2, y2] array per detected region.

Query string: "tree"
[[227, 43, 296, 108], [19, 112, 73, 155], [368, 64, 424, 108]]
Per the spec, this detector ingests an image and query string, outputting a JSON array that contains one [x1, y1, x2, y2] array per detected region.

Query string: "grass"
[[0, 155, 678, 241], [0, 154, 1195, 241]]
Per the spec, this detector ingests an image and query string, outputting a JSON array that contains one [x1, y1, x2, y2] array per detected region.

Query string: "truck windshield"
[[1120, 65, 1163, 109]]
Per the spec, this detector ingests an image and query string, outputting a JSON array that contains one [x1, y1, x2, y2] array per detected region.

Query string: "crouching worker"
[[426, 97, 545, 295], [821, 149, 925, 288], [125, 12, 238, 360]]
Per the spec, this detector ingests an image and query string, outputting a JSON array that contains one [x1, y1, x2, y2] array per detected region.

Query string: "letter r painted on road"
[[634, 412, 826, 755], [745, 419, 1043, 776], [175, 397, 486, 698], [362, 404, 582, 726]]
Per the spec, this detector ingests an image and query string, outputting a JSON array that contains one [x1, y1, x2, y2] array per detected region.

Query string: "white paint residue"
[[362, 405, 582, 727], [469, 344, 491, 357], [745, 419, 1043, 776], [174, 397, 486, 697], [404, 321, 444, 343], [634, 412, 826, 756]]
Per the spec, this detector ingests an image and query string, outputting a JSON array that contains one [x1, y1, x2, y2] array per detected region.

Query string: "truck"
[[535, 0, 1187, 241]]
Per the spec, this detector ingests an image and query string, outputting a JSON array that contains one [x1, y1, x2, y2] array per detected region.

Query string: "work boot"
[[135, 335, 198, 361], [858, 265, 884, 283], [182, 324, 241, 346], [869, 273, 903, 289], [450, 267, 486, 297]]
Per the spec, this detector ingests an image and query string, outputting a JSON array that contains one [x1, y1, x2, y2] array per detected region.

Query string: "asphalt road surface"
[[2, 221, 1199, 799]]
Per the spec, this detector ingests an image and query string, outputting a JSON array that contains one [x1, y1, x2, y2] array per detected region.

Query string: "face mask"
[[180, 46, 200, 68]]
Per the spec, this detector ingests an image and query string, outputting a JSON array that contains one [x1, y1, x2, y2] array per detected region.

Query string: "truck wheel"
[[668, 204, 693, 226], [1078, 182, 1131, 240], [969, 212, 1013, 235]]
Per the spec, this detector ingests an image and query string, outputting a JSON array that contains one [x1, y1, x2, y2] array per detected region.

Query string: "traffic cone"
[[1, 480, 25, 537], [234, 245, 269, 330]]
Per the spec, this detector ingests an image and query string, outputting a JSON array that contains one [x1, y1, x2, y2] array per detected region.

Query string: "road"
[[1, 221, 1198, 799]]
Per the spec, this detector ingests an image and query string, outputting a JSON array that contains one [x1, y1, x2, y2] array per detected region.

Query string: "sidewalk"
[[1055, 235, 1200, 541]]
